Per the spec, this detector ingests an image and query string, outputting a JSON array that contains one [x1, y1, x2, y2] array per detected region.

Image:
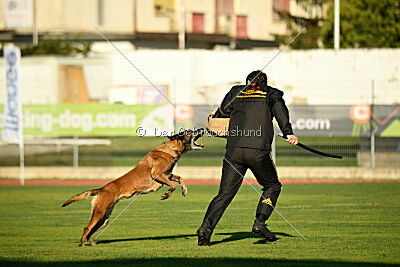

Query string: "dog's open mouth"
[[191, 129, 205, 150]]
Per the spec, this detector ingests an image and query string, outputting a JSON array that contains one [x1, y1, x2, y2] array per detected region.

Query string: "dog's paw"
[[182, 187, 188, 197], [79, 242, 85, 247], [161, 192, 170, 200]]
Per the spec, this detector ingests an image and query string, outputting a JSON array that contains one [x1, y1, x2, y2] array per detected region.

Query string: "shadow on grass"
[[212, 231, 295, 245], [96, 231, 294, 245], [0, 258, 397, 267], [97, 234, 196, 244]]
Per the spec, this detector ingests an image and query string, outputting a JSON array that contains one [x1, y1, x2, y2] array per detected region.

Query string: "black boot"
[[252, 219, 278, 242], [197, 229, 211, 246]]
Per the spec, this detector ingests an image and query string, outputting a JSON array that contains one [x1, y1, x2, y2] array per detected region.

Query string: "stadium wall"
[[0, 166, 399, 180], [0, 48, 399, 105]]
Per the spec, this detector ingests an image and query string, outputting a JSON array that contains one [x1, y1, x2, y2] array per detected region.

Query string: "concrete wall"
[[0, 55, 110, 104], [1, 48, 399, 105], [0, 56, 59, 104], [1, 166, 399, 180], [107, 48, 400, 105]]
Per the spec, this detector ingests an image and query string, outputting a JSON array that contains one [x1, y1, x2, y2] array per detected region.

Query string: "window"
[[236, 15, 247, 39], [192, 13, 205, 33]]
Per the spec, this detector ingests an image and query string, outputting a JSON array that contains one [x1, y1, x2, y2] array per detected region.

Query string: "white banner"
[[2, 0, 32, 29], [2, 46, 23, 146]]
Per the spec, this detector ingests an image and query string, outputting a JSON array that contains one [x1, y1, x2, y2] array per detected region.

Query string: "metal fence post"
[[73, 79, 79, 168], [370, 80, 375, 168]]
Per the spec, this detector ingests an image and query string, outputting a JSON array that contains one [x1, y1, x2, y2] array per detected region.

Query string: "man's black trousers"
[[198, 146, 282, 236]]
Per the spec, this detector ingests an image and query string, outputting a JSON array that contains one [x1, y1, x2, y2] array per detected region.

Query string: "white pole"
[[19, 82, 24, 185], [178, 0, 185, 49], [370, 80, 375, 168], [32, 0, 38, 46], [19, 143, 25, 185], [334, 0, 340, 50], [73, 79, 79, 168]]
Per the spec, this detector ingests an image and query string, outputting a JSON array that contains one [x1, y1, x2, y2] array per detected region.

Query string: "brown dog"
[[62, 128, 204, 246]]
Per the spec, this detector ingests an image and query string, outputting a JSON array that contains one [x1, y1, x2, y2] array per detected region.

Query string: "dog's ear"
[[167, 134, 184, 141], [167, 131, 185, 141], [167, 134, 179, 140], [178, 129, 186, 140]]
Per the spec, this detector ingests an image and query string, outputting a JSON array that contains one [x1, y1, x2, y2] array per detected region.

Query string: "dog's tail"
[[62, 189, 101, 207]]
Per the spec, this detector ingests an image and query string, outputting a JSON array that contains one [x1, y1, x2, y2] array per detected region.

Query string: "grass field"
[[0, 183, 399, 266]]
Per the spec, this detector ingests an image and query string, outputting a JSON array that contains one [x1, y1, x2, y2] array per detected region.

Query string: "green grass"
[[0, 136, 360, 167], [0, 183, 399, 266]]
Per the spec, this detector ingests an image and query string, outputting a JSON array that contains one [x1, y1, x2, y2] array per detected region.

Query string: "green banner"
[[0, 104, 174, 136]]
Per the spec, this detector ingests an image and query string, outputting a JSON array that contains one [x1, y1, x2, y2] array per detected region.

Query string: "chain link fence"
[[0, 75, 399, 169], [1, 135, 399, 168]]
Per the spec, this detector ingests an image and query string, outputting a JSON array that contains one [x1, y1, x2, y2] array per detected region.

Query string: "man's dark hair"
[[246, 70, 267, 86]]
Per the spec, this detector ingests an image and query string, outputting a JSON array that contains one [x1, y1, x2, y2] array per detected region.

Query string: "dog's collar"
[[163, 142, 182, 157]]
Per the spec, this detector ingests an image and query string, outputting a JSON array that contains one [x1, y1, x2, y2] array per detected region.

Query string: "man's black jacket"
[[213, 83, 293, 151]]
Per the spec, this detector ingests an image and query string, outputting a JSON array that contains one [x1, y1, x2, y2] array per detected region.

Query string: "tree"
[[321, 0, 400, 48], [274, 0, 329, 49], [0, 37, 92, 57], [21, 38, 92, 56]]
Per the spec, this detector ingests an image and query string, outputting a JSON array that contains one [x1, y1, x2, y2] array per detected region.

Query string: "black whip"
[[278, 133, 343, 159]]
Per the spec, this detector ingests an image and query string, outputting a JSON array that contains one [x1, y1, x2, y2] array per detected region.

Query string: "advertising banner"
[[1, 103, 398, 137], [0, 104, 173, 136], [175, 104, 400, 137], [2, 46, 23, 145], [2, 0, 32, 29]]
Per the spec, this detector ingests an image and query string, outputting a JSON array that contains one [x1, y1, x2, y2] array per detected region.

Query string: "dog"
[[62, 128, 204, 246]]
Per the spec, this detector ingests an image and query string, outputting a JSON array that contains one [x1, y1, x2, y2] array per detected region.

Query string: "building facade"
[[0, 0, 307, 49]]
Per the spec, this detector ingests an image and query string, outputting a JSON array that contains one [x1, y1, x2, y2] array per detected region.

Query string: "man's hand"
[[286, 135, 298, 145]]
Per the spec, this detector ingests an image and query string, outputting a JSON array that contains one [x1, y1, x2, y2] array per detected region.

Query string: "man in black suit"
[[197, 70, 298, 245]]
